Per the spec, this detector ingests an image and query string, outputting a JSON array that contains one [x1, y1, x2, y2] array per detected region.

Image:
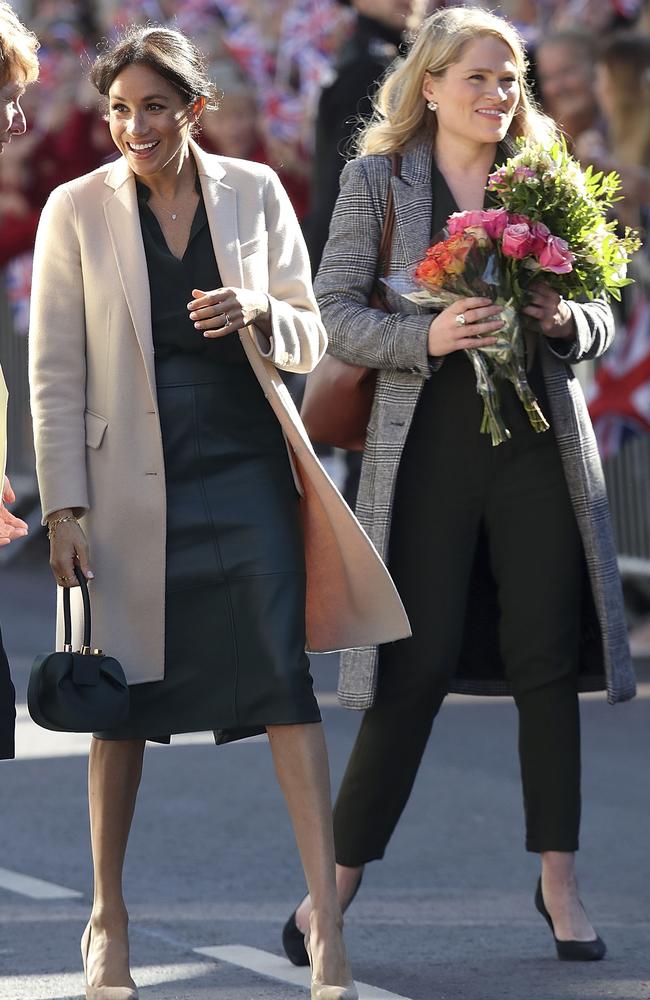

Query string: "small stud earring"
[[427, 100, 438, 112]]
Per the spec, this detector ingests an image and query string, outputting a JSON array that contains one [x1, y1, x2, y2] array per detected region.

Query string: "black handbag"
[[28, 566, 130, 733]]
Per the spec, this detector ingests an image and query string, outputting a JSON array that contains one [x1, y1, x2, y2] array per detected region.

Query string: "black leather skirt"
[[96, 354, 320, 745]]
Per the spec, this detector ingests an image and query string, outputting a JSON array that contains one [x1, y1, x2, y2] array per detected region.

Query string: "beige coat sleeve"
[[252, 168, 326, 374], [29, 184, 89, 521]]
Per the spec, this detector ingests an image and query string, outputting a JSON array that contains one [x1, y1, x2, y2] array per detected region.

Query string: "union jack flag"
[[588, 288, 650, 458]]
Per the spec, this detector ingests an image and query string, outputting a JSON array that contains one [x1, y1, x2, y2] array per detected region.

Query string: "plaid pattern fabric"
[[315, 140, 636, 709]]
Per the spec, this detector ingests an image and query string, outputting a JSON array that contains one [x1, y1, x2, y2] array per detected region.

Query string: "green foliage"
[[487, 137, 641, 302]]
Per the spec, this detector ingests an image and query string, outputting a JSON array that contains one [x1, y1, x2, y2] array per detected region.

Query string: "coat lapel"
[[103, 142, 247, 403], [392, 142, 433, 269], [192, 140, 243, 288], [103, 157, 156, 403]]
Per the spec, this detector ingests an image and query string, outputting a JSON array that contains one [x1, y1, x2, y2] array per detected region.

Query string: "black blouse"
[[136, 178, 246, 365]]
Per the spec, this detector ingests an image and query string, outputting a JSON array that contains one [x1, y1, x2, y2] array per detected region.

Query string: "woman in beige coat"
[[29, 25, 408, 1000]]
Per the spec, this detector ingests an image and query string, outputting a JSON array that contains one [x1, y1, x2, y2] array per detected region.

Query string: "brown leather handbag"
[[301, 153, 402, 452]]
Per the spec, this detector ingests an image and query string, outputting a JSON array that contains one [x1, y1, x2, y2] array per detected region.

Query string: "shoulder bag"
[[300, 153, 402, 452]]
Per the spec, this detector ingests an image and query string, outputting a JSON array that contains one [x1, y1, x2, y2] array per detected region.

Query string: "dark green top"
[[136, 178, 246, 366]]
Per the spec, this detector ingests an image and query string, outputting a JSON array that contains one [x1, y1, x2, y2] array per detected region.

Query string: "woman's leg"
[[486, 440, 596, 940], [83, 736, 145, 988], [294, 490, 484, 933], [267, 722, 352, 988]]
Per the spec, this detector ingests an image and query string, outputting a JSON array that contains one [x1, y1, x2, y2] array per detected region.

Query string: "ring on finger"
[[222, 312, 231, 328], [455, 313, 466, 326]]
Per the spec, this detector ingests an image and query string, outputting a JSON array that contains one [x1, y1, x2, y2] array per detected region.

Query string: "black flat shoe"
[[535, 877, 606, 961], [282, 872, 364, 967]]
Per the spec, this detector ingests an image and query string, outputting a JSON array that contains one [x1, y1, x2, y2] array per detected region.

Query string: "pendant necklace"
[[152, 170, 197, 222]]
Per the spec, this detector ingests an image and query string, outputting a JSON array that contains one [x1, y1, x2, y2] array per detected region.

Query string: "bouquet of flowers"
[[384, 138, 641, 445]]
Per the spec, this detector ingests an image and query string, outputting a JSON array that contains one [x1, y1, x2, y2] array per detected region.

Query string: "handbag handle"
[[376, 152, 402, 279], [371, 152, 402, 311], [62, 565, 92, 653]]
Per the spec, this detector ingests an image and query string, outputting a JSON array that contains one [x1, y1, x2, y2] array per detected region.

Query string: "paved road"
[[1, 539, 649, 1000]]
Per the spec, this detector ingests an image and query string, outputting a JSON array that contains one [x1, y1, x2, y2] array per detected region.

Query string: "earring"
[[427, 100, 438, 111]]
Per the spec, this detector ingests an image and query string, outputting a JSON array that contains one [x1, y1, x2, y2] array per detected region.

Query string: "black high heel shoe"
[[535, 877, 606, 961], [282, 873, 364, 967]]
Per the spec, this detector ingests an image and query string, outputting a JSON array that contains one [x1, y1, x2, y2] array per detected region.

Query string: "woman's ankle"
[[541, 851, 578, 889], [89, 902, 130, 933], [295, 864, 364, 933]]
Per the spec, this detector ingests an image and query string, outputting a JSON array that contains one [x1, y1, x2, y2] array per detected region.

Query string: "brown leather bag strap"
[[376, 152, 402, 278]]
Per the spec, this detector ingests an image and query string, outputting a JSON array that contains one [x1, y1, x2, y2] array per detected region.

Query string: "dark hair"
[[536, 28, 595, 63], [91, 24, 219, 109]]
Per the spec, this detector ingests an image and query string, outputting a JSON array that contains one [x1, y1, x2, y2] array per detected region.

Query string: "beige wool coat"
[[29, 141, 410, 685]]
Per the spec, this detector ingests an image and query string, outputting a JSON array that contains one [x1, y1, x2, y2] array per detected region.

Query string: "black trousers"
[[0, 625, 16, 761], [334, 356, 584, 861]]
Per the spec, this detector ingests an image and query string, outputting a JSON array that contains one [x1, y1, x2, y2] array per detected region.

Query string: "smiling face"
[[422, 35, 520, 153], [0, 78, 27, 154], [108, 62, 200, 178]]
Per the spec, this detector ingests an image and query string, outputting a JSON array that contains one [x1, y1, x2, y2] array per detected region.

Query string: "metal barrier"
[[603, 435, 650, 578]]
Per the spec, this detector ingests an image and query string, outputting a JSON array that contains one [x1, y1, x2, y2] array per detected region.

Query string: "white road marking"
[[195, 944, 414, 1000], [0, 961, 214, 1000], [0, 866, 81, 900]]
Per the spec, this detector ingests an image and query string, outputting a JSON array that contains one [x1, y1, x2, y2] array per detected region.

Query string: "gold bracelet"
[[47, 514, 78, 541]]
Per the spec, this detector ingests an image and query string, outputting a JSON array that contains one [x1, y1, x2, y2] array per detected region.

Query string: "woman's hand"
[[47, 509, 94, 587], [427, 298, 503, 357], [188, 287, 272, 339], [0, 478, 28, 547], [522, 282, 575, 339]]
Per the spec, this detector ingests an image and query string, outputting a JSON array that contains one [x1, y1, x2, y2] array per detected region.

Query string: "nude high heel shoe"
[[81, 924, 139, 1000], [304, 933, 359, 1000]]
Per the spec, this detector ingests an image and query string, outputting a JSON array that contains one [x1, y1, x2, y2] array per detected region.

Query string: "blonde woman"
[[0, 0, 37, 761], [284, 6, 635, 965]]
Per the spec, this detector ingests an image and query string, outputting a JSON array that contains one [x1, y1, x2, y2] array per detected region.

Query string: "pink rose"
[[529, 221, 551, 255], [481, 208, 509, 239], [447, 210, 486, 235], [501, 223, 535, 259], [539, 235, 574, 274]]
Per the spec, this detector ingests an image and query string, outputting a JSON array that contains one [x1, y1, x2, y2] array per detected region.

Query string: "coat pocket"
[[85, 409, 108, 449], [239, 232, 268, 259]]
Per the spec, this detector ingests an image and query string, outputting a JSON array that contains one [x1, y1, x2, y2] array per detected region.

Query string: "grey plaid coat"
[[314, 140, 636, 709]]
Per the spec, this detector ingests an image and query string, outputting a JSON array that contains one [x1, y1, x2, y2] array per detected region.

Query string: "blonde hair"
[[0, 1, 39, 87], [356, 6, 556, 157]]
